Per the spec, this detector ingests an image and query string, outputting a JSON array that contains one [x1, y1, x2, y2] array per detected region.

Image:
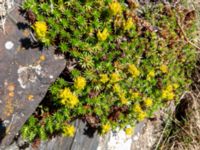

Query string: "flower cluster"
[[133, 103, 142, 113], [74, 76, 86, 90], [100, 74, 109, 83], [109, 1, 122, 15], [125, 127, 134, 136], [124, 18, 134, 31], [161, 85, 175, 100], [144, 98, 153, 107], [131, 92, 140, 99], [147, 70, 155, 81], [128, 64, 140, 78], [160, 64, 168, 73], [133, 103, 147, 121], [101, 123, 111, 134], [113, 84, 121, 93], [33, 21, 47, 40], [59, 88, 79, 108], [97, 28, 109, 41], [119, 93, 128, 104], [110, 72, 121, 83], [137, 111, 147, 121], [62, 124, 76, 137]]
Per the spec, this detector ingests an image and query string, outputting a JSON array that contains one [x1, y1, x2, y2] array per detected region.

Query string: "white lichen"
[[5, 41, 14, 50], [97, 129, 133, 150], [17, 64, 43, 89]]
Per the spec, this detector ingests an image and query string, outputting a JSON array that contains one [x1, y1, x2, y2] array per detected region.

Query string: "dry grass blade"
[[157, 70, 200, 150]]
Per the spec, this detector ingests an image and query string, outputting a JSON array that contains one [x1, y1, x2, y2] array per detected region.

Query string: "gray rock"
[[4, 120, 99, 150], [0, 5, 66, 148]]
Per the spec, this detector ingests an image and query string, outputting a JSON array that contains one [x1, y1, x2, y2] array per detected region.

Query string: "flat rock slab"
[[0, 5, 66, 148], [35, 120, 99, 150]]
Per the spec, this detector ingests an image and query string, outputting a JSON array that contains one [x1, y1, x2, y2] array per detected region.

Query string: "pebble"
[[5, 41, 14, 50]]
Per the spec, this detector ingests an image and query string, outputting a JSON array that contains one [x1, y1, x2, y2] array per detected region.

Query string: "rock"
[[38, 120, 99, 150], [98, 121, 145, 150], [4, 120, 99, 150], [0, 4, 66, 148]]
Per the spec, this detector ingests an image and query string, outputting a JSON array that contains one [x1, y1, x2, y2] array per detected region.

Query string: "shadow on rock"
[[83, 124, 97, 138], [17, 22, 30, 30], [19, 38, 43, 50], [0, 118, 6, 144]]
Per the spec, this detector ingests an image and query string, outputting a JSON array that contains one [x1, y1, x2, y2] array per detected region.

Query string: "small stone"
[[49, 75, 53, 79], [5, 41, 14, 50]]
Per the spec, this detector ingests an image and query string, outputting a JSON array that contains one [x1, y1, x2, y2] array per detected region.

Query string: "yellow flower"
[[33, 21, 47, 39], [109, 1, 122, 15], [147, 70, 155, 80], [125, 127, 134, 136], [120, 94, 128, 104], [173, 83, 179, 89], [131, 92, 140, 99], [167, 92, 175, 100], [97, 28, 109, 41], [166, 85, 173, 92], [161, 85, 175, 101], [160, 65, 168, 73], [68, 94, 79, 107], [124, 18, 134, 30], [74, 76, 86, 90], [133, 103, 142, 113], [137, 111, 147, 121], [128, 64, 140, 77], [62, 124, 75, 137], [113, 84, 121, 93], [100, 74, 109, 83], [101, 123, 111, 134], [60, 88, 79, 108], [110, 72, 121, 83], [60, 88, 72, 101], [161, 90, 168, 99], [144, 98, 153, 107]]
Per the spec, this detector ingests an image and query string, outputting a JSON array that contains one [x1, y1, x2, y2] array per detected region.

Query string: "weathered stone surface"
[[37, 120, 99, 150], [4, 120, 145, 150], [0, 5, 66, 148], [4, 120, 99, 150]]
